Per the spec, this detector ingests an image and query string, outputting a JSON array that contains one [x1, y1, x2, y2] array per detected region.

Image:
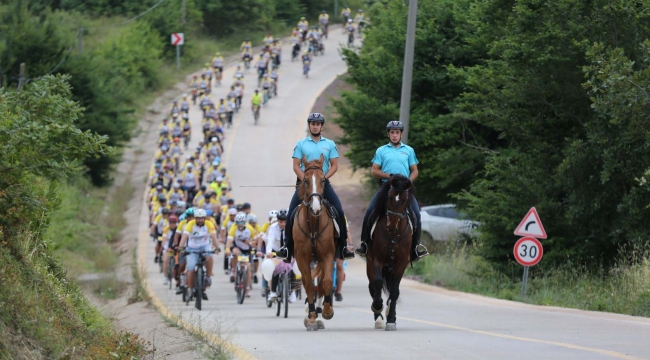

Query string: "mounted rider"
[[276, 113, 355, 262], [356, 120, 429, 261]]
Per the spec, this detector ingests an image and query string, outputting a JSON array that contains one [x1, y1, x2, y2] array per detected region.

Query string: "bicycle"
[[262, 88, 269, 105], [243, 58, 251, 72], [275, 271, 291, 318], [303, 60, 310, 78], [231, 251, 257, 304], [167, 248, 178, 290], [184, 249, 216, 311]]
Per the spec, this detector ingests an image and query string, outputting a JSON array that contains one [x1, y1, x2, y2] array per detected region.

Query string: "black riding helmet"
[[386, 120, 404, 132], [242, 202, 251, 210], [277, 208, 289, 221], [307, 112, 325, 123]]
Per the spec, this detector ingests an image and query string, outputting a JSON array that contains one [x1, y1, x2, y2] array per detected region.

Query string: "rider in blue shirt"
[[276, 113, 355, 261], [356, 120, 429, 261]]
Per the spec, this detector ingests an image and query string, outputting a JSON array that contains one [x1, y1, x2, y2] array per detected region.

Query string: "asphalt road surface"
[[138, 29, 650, 360]]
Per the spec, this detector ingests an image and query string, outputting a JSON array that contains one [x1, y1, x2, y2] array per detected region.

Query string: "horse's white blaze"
[[311, 174, 321, 212], [396, 194, 400, 202]]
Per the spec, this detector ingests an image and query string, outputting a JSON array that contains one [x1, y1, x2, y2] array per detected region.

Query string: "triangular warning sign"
[[514, 207, 547, 239]]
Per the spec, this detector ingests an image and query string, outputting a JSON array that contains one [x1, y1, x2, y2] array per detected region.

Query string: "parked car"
[[420, 204, 479, 242]]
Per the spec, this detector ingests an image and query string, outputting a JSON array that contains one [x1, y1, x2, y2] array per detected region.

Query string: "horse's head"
[[301, 154, 326, 216], [386, 174, 411, 232]]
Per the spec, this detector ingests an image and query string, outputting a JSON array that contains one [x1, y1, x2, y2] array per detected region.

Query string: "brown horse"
[[293, 154, 337, 331], [366, 174, 413, 331]]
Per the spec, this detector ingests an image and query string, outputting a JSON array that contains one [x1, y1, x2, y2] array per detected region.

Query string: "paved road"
[[138, 29, 650, 360]]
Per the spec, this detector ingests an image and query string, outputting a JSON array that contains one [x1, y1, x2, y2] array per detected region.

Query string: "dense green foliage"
[[335, 0, 650, 269], [0, 0, 369, 184], [0, 76, 142, 358]]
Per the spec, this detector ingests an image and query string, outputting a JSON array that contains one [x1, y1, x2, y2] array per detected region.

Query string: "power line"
[[82, 0, 165, 30]]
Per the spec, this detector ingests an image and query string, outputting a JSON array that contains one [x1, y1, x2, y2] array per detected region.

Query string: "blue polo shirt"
[[292, 136, 339, 174], [372, 142, 418, 179]]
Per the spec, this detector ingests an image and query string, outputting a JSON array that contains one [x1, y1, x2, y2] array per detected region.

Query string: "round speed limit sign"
[[513, 237, 543, 266]]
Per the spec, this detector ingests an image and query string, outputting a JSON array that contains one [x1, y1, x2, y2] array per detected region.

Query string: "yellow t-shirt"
[[261, 222, 270, 234]]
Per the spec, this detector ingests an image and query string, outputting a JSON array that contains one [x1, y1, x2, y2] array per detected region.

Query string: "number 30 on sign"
[[513, 237, 543, 266]]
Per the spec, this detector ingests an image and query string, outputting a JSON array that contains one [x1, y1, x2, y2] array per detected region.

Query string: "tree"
[[0, 75, 111, 236]]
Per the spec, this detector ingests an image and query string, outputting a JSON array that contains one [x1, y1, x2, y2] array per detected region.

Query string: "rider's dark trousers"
[[285, 178, 348, 259], [361, 185, 421, 248]]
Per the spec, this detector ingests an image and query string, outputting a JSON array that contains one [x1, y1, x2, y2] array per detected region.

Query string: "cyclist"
[[341, 6, 351, 26], [180, 95, 190, 114], [247, 213, 263, 283], [260, 75, 272, 104], [319, 10, 329, 36], [297, 17, 309, 36], [234, 65, 244, 82], [162, 215, 179, 286], [234, 80, 244, 110], [151, 207, 170, 264], [262, 210, 279, 234], [276, 113, 355, 262], [262, 33, 274, 46], [355, 9, 366, 36], [251, 89, 262, 115], [355, 120, 429, 261], [212, 52, 224, 84], [179, 209, 220, 301], [270, 69, 279, 95], [180, 163, 200, 204], [240, 38, 252, 52], [265, 209, 297, 303], [225, 212, 256, 297], [203, 63, 213, 87]]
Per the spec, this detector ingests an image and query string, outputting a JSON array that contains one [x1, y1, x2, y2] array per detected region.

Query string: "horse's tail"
[[311, 261, 323, 280]]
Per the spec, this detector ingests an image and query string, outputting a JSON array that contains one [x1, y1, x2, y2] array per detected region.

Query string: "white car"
[[420, 204, 478, 242]]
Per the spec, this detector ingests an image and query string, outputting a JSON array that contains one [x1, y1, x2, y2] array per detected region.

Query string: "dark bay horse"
[[366, 174, 413, 331], [293, 154, 337, 331]]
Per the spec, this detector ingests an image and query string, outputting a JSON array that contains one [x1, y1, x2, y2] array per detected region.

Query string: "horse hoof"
[[317, 320, 325, 329], [306, 322, 319, 331], [374, 319, 385, 329], [321, 307, 334, 320], [385, 323, 397, 331]]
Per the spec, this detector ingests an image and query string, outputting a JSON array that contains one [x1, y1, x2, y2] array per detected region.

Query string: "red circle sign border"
[[513, 236, 544, 266]]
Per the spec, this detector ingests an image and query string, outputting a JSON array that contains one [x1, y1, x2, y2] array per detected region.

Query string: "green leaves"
[[337, 0, 650, 269]]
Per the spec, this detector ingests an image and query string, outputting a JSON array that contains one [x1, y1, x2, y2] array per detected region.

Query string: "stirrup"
[[355, 242, 368, 257], [412, 244, 429, 261]]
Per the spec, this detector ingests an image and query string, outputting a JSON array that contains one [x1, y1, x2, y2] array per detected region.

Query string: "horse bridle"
[[302, 165, 325, 216], [385, 186, 411, 238]]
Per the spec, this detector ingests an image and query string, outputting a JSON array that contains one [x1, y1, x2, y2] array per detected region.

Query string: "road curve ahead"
[[138, 29, 650, 360]]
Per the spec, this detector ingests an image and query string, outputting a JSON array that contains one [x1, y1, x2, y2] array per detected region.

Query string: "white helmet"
[[235, 212, 247, 223], [228, 208, 238, 215], [216, 176, 225, 182], [246, 213, 258, 223], [268, 210, 279, 218], [194, 209, 207, 218], [211, 137, 218, 143]]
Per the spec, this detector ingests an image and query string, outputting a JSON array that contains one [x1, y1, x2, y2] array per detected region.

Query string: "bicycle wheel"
[[276, 280, 282, 317], [236, 268, 245, 304], [283, 272, 290, 318], [159, 252, 163, 273], [265, 287, 273, 308], [168, 256, 175, 290], [196, 267, 203, 311]]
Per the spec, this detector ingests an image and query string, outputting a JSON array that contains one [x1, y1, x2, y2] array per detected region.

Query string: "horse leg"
[[371, 261, 385, 329], [320, 254, 335, 320], [385, 269, 404, 331], [296, 253, 318, 331]]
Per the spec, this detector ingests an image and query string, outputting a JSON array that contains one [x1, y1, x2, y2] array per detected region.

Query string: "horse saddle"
[[292, 201, 341, 239]]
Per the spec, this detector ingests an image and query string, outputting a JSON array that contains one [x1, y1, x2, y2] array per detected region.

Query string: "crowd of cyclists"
[[146, 11, 364, 308]]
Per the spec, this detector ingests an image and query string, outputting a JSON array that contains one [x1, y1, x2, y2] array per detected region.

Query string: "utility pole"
[[17, 63, 25, 92], [335, 0, 338, 19], [398, 0, 418, 143], [182, 0, 186, 24], [77, 26, 83, 55]]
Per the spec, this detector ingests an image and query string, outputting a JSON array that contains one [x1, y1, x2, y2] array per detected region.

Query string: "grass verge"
[[408, 241, 650, 317], [0, 231, 144, 358]]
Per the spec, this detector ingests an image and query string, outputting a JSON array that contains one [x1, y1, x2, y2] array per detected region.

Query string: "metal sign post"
[[176, 45, 181, 70], [521, 266, 529, 298]]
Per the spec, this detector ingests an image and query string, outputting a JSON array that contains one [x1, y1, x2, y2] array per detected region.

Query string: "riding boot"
[[338, 236, 355, 260], [355, 220, 370, 257], [409, 224, 429, 262]]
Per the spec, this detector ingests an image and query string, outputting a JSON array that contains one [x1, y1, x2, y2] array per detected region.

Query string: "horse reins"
[[296, 165, 332, 257], [382, 187, 412, 264]]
